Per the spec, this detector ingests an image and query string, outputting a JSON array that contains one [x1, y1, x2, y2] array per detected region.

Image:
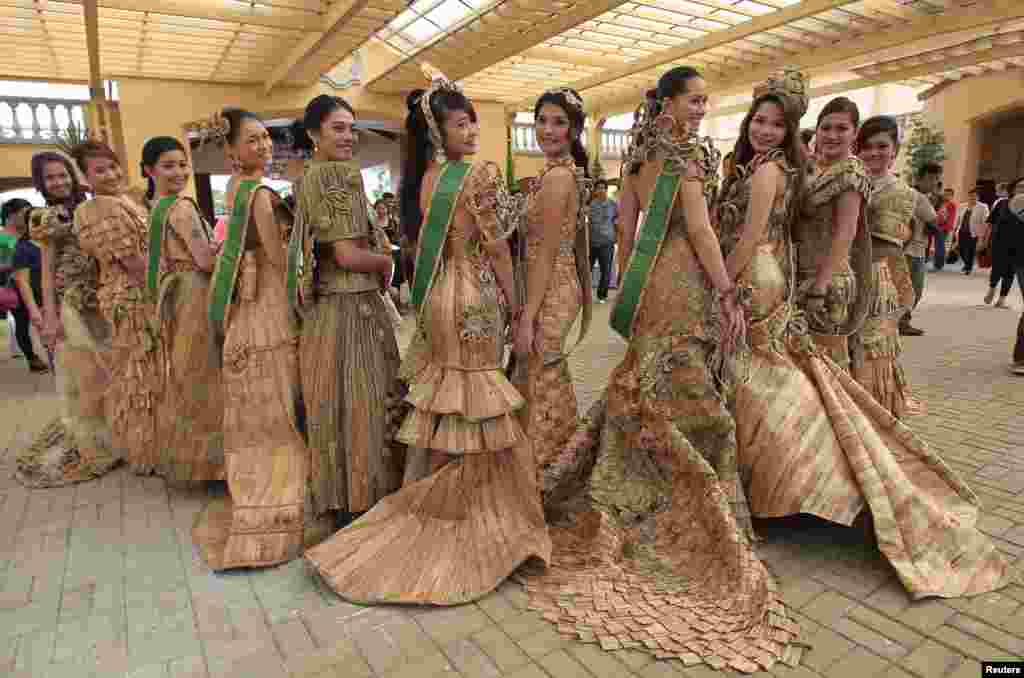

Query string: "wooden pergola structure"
[[1, 0, 1022, 118]]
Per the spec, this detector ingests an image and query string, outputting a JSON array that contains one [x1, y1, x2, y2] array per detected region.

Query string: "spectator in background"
[[902, 163, 941, 335], [985, 177, 1024, 308], [1, 201, 21, 359], [1, 199, 46, 372], [588, 179, 617, 303], [955, 188, 989, 275], [933, 187, 958, 270]]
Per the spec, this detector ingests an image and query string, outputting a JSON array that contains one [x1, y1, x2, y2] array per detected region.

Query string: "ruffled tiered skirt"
[[850, 255, 923, 418], [306, 259, 551, 605], [15, 304, 118, 487]]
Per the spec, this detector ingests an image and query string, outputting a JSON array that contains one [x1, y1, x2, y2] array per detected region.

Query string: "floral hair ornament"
[[416, 63, 464, 164], [753, 68, 809, 121], [187, 112, 231, 148], [542, 87, 585, 116]]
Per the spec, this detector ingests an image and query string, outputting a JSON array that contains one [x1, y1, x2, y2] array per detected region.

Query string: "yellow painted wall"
[[0, 143, 59, 183], [922, 69, 1024, 196]]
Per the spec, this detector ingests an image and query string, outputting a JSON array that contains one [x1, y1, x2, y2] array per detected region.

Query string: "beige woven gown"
[[306, 160, 551, 605], [719, 151, 1013, 599], [155, 198, 225, 482]]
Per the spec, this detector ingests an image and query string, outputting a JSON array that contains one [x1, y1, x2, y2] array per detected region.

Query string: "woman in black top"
[[984, 178, 1023, 308], [1, 198, 46, 372]]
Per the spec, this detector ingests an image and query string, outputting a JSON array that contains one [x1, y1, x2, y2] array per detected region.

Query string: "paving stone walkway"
[[1, 269, 1022, 678]]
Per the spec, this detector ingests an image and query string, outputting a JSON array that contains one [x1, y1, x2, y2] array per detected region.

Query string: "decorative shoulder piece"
[[753, 68, 808, 120]]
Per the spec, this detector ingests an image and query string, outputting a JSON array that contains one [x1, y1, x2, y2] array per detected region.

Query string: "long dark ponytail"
[[398, 87, 477, 245], [140, 136, 186, 202], [534, 89, 590, 179]]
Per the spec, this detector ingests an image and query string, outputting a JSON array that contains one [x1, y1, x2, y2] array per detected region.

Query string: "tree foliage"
[[54, 120, 88, 157], [903, 114, 946, 183]]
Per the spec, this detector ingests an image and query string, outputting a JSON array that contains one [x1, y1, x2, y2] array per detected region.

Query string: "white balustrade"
[[0, 96, 88, 144], [512, 123, 625, 158]]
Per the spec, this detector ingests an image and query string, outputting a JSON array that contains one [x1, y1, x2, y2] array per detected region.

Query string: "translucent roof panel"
[[375, 0, 499, 57]]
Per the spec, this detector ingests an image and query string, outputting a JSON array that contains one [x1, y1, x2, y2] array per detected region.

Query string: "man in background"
[[588, 179, 617, 304], [902, 163, 942, 336], [956, 188, 989, 275], [933, 187, 958, 271]]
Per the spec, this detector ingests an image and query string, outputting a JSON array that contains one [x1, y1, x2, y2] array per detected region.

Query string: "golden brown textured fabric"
[[306, 160, 550, 605], [156, 199, 224, 482], [792, 157, 873, 368], [850, 178, 923, 418], [294, 161, 403, 515], [15, 304, 117, 487], [192, 187, 331, 570], [514, 156, 587, 468], [73, 195, 162, 475], [522, 141, 803, 674], [719, 152, 1014, 599]]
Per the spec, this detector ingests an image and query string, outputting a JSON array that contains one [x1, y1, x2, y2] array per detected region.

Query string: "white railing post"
[[0, 96, 89, 145]]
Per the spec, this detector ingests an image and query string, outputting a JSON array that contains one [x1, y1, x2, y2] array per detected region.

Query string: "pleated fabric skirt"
[[299, 290, 403, 516], [157, 271, 225, 482], [15, 304, 117, 487]]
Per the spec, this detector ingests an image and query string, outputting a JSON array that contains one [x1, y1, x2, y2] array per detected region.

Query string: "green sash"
[[410, 161, 472, 309], [146, 196, 178, 297], [610, 168, 681, 339], [208, 179, 260, 337]]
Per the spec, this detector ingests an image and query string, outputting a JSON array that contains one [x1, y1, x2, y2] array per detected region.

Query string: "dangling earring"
[[435, 145, 447, 164]]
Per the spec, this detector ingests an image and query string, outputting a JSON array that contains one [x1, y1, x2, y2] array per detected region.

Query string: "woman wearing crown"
[[304, 74, 550, 605], [510, 88, 592, 469], [851, 116, 934, 417], [720, 70, 1012, 599], [519, 67, 806, 673], [191, 109, 331, 570]]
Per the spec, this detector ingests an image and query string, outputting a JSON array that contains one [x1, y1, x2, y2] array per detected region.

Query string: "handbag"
[[945, 246, 960, 265]]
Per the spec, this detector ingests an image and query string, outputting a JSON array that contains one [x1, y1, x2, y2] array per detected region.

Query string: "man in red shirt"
[[933, 187, 958, 270]]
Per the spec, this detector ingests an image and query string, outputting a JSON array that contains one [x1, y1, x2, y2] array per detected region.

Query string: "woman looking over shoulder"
[[70, 140, 161, 475], [718, 70, 1012, 600], [287, 95, 403, 528], [142, 136, 224, 483], [192, 108, 330, 570], [792, 97, 872, 368], [852, 116, 934, 417], [512, 88, 592, 467], [305, 75, 550, 605], [520, 68, 803, 673]]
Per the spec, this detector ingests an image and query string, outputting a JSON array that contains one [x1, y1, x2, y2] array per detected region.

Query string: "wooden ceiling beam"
[[590, 0, 1024, 115], [55, 0, 324, 31], [83, 0, 103, 96], [366, 0, 631, 93]]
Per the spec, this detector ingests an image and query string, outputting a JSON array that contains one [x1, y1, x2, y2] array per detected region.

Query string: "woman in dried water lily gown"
[[305, 76, 550, 605], [70, 141, 162, 475], [15, 151, 116, 487], [511, 88, 592, 467], [288, 95, 403, 528], [851, 116, 935, 417], [792, 97, 872, 368], [192, 108, 330, 570], [719, 70, 1012, 599], [520, 67, 805, 674], [142, 136, 224, 482]]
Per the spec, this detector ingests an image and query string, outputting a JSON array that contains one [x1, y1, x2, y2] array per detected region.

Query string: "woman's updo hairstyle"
[[140, 136, 186, 202], [221, 107, 260, 146], [290, 95, 355, 155], [855, 115, 900, 155], [629, 66, 702, 175], [817, 96, 860, 129], [399, 86, 477, 245]]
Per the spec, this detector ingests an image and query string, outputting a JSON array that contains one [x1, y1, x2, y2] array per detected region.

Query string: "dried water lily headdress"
[[187, 112, 231, 148], [542, 87, 585, 115], [753, 68, 809, 121], [412, 64, 464, 163]]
